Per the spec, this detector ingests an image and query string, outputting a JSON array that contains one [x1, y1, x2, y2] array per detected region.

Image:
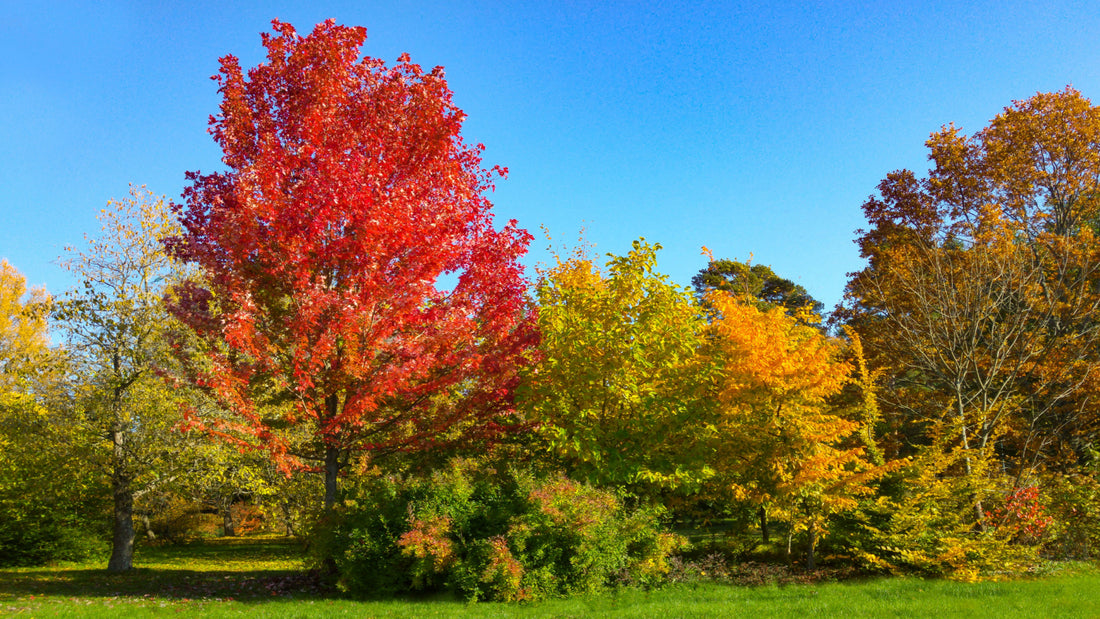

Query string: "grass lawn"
[[2, 536, 1098, 617]]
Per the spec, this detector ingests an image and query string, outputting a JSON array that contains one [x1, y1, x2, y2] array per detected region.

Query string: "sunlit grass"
[[2, 536, 1098, 617]]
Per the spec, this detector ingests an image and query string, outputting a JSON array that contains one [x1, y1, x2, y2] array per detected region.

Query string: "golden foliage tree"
[[57, 186, 195, 571], [706, 292, 882, 568]]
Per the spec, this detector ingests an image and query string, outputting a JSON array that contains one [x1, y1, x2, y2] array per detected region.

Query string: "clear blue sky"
[[4, 1, 1099, 313]]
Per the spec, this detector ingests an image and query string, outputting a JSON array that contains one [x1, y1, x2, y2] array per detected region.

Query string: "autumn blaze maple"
[[168, 20, 535, 509]]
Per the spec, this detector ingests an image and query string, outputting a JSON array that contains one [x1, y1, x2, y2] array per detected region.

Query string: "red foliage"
[[168, 20, 535, 480], [987, 486, 1053, 544]]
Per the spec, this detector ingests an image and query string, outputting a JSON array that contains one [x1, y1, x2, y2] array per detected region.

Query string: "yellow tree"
[[56, 186, 197, 571], [0, 259, 50, 394], [0, 261, 108, 565], [706, 291, 880, 569], [519, 239, 713, 493]]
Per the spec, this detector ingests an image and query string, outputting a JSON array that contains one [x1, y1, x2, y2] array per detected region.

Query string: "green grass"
[[2, 537, 1099, 617]]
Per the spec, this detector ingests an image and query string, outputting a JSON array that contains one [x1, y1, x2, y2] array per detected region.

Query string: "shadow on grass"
[[0, 568, 331, 600], [0, 536, 336, 603]]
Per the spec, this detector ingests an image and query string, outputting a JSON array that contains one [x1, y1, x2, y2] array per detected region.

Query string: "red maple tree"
[[168, 20, 535, 508]]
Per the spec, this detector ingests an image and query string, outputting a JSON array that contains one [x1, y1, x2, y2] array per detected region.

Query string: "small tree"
[[705, 292, 881, 569], [57, 186, 191, 571]]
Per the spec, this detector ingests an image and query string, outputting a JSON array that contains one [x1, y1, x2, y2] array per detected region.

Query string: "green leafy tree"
[[0, 261, 108, 565], [692, 257, 823, 318]]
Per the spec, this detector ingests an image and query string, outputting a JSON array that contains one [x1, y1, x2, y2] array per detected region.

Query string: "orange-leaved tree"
[[706, 291, 882, 569], [168, 20, 536, 512], [839, 87, 1100, 505]]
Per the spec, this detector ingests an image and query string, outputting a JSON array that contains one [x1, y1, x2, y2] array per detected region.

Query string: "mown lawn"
[[2, 537, 1098, 617]]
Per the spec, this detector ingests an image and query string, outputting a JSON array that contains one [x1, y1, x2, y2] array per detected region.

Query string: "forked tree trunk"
[[141, 513, 156, 540], [107, 428, 135, 572], [956, 390, 987, 531]]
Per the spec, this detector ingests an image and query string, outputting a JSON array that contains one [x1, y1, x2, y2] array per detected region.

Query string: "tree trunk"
[[785, 529, 794, 568], [324, 445, 339, 512], [323, 394, 341, 512], [280, 501, 297, 537], [957, 390, 987, 530], [222, 496, 236, 537], [107, 429, 135, 572], [759, 505, 769, 543], [806, 519, 817, 571], [141, 513, 156, 540]]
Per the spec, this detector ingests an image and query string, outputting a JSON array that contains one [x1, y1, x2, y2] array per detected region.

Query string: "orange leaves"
[[843, 87, 1100, 484], [704, 291, 879, 541], [708, 292, 847, 404]]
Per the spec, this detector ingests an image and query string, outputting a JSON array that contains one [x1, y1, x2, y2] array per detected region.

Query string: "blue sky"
[[4, 1, 1099, 313]]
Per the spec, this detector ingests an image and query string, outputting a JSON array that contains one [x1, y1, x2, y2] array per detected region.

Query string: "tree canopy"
[[693, 258, 823, 318], [168, 20, 536, 510]]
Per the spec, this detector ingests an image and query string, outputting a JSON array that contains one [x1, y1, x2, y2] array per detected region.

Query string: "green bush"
[[0, 399, 109, 567], [835, 455, 1042, 581], [0, 509, 106, 567], [313, 459, 684, 601]]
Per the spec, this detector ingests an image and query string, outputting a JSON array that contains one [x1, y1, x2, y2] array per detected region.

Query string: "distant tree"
[[168, 20, 536, 515], [692, 258, 823, 318], [0, 260, 50, 391]]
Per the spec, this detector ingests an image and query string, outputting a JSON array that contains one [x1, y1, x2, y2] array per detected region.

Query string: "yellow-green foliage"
[[850, 423, 1040, 581], [520, 239, 714, 493]]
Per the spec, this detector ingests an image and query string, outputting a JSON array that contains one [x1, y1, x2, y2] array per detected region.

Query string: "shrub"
[[1042, 468, 1100, 560], [314, 459, 684, 601], [141, 497, 220, 544], [838, 452, 1042, 581], [0, 513, 106, 567]]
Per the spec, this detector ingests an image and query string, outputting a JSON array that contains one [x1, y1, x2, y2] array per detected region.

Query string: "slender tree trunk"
[[957, 390, 987, 530], [280, 501, 297, 537], [759, 505, 770, 543], [806, 519, 817, 571], [323, 394, 341, 512], [107, 428, 135, 572]]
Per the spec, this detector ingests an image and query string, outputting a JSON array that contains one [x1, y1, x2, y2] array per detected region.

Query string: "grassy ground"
[[2, 536, 1099, 617]]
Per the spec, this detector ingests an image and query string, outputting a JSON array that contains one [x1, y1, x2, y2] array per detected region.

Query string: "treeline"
[[2, 19, 1099, 600]]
